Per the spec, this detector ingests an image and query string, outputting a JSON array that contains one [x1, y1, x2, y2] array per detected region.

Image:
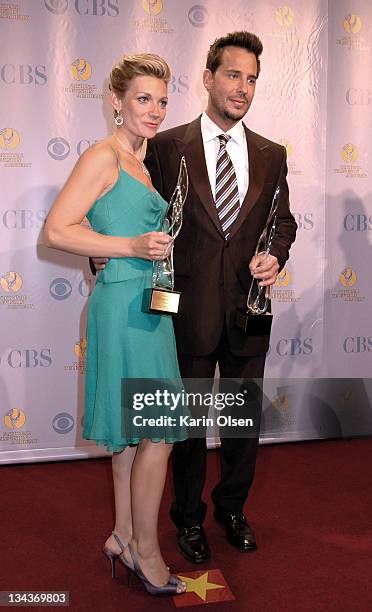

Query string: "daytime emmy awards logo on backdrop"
[[134, 0, 173, 33], [337, 14, 369, 51], [0, 271, 33, 309], [272, 268, 300, 303], [64, 339, 87, 373], [0, 128, 31, 168], [269, 5, 297, 41], [279, 139, 303, 176], [333, 143, 367, 179], [4, 408, 26, 429], [0, 271, 23, 293], [1, 409, 39, 446], [71, 58, 91, 81], [331, 268, 365, 302], [61, 58, 102, 99], [0, 3, 30, 20]]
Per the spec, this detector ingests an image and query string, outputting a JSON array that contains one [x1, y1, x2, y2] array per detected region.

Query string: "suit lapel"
[[174, 119, 269, 241], [173, 117, 224, 237], [228, 125, 268, 240]]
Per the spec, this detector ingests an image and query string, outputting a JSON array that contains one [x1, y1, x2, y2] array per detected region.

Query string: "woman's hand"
[[130, 232, 173, 260]]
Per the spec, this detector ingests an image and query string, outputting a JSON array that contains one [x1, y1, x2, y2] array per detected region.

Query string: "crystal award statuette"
[[142, 156, 188, 315], [235, 186, 280, 334]]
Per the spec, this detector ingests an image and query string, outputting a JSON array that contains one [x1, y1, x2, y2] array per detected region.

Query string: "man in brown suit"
[[143, 31, 297, 562]]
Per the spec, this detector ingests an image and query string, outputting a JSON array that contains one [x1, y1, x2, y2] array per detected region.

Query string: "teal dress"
[[83, 167, 186, 452]]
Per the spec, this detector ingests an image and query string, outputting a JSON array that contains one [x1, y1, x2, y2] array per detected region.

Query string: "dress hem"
[[83, 434, 188, 453]]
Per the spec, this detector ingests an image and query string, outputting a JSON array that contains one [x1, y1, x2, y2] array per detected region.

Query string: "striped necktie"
[[215, 134, 240, 239]]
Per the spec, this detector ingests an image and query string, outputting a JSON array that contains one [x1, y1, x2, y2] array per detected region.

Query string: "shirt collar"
[[201, 111, 245, 147]]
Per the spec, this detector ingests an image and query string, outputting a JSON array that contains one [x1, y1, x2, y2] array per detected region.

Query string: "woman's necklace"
[[114, 133, 150, 178]]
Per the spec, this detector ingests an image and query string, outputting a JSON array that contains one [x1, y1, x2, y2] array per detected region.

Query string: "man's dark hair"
[[206, 31, 263, 76]]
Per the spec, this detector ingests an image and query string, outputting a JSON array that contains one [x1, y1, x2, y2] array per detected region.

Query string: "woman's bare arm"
[[43, 142, 171, 260]]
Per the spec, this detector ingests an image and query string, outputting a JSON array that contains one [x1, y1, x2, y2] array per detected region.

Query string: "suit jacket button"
[[224, 241, 229, 248]]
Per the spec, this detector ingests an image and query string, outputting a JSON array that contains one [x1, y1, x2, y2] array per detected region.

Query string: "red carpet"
[[1, 438, 372, 611]]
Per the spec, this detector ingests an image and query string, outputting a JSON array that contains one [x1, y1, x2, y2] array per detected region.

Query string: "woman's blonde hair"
[[109, 52, 171, 98]]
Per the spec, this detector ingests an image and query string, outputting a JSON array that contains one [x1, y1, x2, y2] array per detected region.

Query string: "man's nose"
[[237, 77, 248, 94]]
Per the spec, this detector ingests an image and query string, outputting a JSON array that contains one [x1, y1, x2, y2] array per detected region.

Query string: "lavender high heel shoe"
[[128, 542, 186, 597], [103, 532, 133, 579]]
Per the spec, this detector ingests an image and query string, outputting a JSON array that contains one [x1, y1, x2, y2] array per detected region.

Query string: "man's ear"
[[202, 69, 213, 92]]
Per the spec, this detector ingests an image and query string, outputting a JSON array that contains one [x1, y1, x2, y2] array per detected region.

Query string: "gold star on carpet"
[[178, 571, 224, 601]]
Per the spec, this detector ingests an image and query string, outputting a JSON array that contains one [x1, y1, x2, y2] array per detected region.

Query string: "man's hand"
[[91, 257, 109, 271], [249, 253, 279, 298]]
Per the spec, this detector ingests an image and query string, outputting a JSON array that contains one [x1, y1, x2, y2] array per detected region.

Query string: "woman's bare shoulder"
[[77, 137, 117, 174]]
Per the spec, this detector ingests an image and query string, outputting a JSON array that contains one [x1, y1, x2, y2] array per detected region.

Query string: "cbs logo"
[[47, 138, 100, 160], [343, 337, 372, 353], [293, 213, 314, 230], [44, 0, 119, 16], [47, 137, 70, 160], [0, 64, 47, 86], [52, 412, 75, 434], [276, 337, 313, 356], [6, 349, 52, 368], [188, 5, 208, 28], [346, 89, 371, 106], [49, 277, 94, 299], [2, 210, 47, 230], [344, 214, 372, 231], [168, 75, 189, 95]]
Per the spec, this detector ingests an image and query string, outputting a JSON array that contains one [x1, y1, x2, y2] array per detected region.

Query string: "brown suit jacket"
[[145, 116, 297, 357]]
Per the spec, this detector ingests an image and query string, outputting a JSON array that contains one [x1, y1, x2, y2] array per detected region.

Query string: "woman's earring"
[[114, 110, 123, 126]]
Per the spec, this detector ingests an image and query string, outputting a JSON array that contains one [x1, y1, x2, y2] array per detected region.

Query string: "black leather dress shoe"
[[177, 525, 211, 563], [214, 510, 257, 552]]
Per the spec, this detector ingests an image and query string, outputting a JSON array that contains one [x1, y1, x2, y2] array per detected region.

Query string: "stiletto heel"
[[128, 542, 186, 597], [103, 531, 133, 580], [126, 567, 132, 587], [103, 548, 117, 578]]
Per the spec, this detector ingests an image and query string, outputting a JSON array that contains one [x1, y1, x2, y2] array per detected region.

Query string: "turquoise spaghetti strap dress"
[[83, 165, 186, 452]]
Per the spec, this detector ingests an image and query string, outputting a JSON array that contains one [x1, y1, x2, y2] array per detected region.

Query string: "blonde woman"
[[44, 53, 186, 597]]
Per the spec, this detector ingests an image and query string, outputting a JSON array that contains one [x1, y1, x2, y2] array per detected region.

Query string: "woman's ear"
[[110, 90, 122, 113]]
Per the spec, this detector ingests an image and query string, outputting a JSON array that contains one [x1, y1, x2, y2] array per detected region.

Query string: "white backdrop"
[[1, 0, 371, 463]]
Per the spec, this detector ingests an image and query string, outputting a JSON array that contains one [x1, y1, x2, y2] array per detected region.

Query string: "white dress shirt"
[[200, 111, 249, 205]]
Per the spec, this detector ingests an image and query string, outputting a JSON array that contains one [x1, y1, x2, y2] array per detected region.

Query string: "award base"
[[235, 308, 273, 335], [142, 287, 181, 315]]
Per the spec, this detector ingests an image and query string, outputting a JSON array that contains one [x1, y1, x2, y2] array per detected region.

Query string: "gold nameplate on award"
[[142, 156, 188, 317], [142, 287, 181, 315]]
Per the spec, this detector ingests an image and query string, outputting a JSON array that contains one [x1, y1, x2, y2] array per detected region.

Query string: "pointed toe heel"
[[128, 542, 186, 597]]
